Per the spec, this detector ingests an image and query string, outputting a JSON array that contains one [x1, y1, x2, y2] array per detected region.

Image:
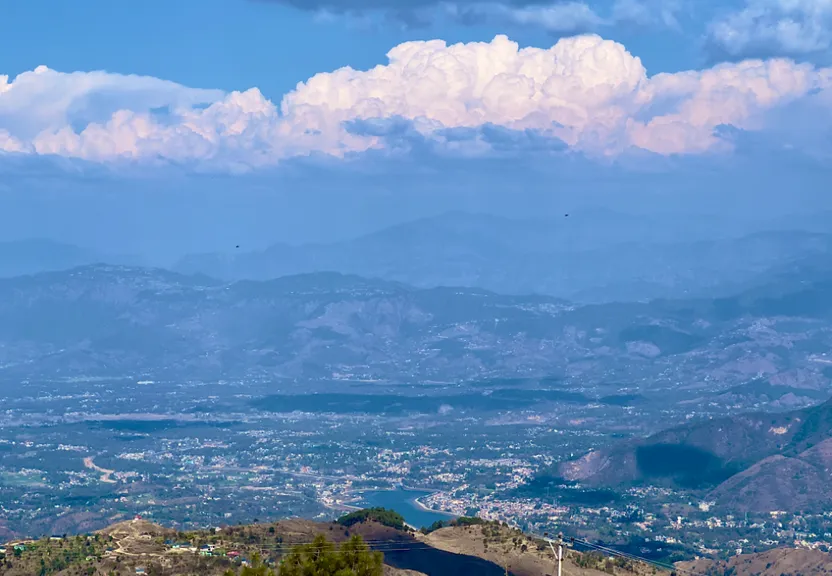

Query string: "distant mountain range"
[[0, 238, 142, 278], [5, 212, 832, 303], [172, 212, 832, 302], [1, 263, 831, 393]]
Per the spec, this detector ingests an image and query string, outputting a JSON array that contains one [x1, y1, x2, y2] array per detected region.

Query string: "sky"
[[1, 0, 832, 258]]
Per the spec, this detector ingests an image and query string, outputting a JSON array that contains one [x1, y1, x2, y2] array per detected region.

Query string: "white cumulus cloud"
[[0, 66, 223, 140], [1, 34, 832, 167], [0, 129, 25, 153]]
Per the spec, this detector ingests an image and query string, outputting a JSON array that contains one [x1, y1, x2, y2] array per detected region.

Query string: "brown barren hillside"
[[384, 568, 426, 576], [707, 437, 832, 513], [421, 522, 668, 576], [677, 547, 832, 576]]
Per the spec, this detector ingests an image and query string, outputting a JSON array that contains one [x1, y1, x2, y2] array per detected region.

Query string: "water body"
[[358, 489, 457, 529]]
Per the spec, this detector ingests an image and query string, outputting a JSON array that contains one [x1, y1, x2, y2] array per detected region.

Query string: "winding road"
[[83, 456, 117, 484]]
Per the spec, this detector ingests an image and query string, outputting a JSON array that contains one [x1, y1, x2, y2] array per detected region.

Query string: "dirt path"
[[102, 519, 168, 559], [83, 456, 117, 484]]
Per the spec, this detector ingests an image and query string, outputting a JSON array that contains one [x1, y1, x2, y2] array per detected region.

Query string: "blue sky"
[[0, 0, 706, 96], [1, 0, 831, 256], [1, 0, 400, 99]]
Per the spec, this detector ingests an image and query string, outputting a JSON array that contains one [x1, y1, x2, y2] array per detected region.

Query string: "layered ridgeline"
[[1, 262, 832, 387], [0, 511, 665, 576], [559, 395, 832, 513], [0, 239, 142, 278], [173, 212, 832, 303], [8, 212, 832, 303]]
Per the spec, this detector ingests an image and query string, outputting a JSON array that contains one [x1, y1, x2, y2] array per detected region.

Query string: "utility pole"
[[557, 533, 563, 576], [546, 532, 564, 576]]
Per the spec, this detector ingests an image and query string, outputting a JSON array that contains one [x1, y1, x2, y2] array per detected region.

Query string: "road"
[[83, 456, 117, 484]]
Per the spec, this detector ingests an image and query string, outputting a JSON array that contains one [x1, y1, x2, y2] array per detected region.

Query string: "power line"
[[181, 537, 429, 546], [255, 542, 441, 552], [568, 536, 706, 576], [535, 529, 695, 576]]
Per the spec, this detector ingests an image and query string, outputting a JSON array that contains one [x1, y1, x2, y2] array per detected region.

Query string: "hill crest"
[[559, 396, 832, 512]]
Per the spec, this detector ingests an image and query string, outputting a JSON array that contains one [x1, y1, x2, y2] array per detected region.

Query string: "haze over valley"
[[3, 230, 832, 563], [6, 0, 832, 572]]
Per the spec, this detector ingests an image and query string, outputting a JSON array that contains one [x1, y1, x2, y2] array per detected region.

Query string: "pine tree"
[[279, 534, 383, 576]]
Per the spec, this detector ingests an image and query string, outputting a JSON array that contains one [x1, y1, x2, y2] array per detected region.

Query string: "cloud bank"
[[263, 0, 679, 32], [1, 34, 831, 167], [707, 0, 832, 59]]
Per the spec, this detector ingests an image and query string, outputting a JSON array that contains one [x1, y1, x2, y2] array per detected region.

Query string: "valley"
[[1, 264, 832, 562], [6, 4, 832, 573]]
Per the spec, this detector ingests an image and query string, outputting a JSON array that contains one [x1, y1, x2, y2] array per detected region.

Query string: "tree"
[[279, 534, 383, 576], [223, 552, 275, 576], [337, 508, 406, 531]]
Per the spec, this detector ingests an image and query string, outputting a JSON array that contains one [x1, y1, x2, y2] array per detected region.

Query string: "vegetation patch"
[[635, 444, 739, 489], [336, 508, 407, 531]]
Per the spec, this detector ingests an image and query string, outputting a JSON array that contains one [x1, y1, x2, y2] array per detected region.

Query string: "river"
[[357, 489, 457, 529]]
